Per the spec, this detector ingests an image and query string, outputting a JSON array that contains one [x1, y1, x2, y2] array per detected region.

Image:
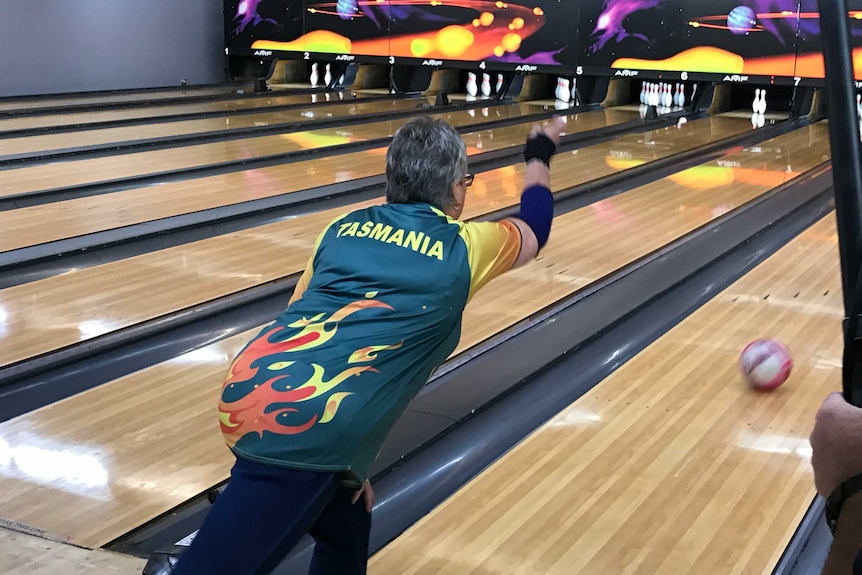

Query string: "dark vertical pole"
[[818, 0, 862, 406]]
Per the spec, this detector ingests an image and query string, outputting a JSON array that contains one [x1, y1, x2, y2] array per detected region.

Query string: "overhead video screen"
[[577, 0, 801, 78], [791, 0, 862, 80], [224, 0, 862, 81], [226, 0, 578, 70], [300, 0, 391, 58], [384, 0, 570, 67], [226, 0, 304, 53]]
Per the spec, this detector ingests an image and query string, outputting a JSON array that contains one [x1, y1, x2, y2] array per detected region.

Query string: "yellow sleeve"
[[288, 214, 345, 307], [458, 219, 522, 301]]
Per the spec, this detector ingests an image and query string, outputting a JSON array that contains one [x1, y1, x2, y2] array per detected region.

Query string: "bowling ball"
[[728, 6, 757, 35], [739, 339, 793, 390]]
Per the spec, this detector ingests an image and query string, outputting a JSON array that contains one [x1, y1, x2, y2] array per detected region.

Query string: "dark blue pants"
[[170, 457, 371, 575]]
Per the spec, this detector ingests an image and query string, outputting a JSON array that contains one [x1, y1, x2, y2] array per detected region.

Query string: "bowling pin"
[[561, 79, 571, 103], [324, 63, 332, 85], [856, 94, 861, 117], [758, 89, 767, 114], [752, 89, 761, 113], [640, 82, 646, 105], [481, 73, 491, 97], [466, 72, 478, 97], [496, 74, 504, 94], [310, 63, 319, 86], [571, 78, 578, 105], [664, 84, 672, 107], [651, 84, 659, 107]]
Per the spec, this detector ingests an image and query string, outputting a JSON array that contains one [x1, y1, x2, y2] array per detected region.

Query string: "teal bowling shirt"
[[218, 202, 522, 484]]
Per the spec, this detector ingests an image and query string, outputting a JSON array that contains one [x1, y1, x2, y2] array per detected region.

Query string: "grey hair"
[[385, 116, 468, 210]]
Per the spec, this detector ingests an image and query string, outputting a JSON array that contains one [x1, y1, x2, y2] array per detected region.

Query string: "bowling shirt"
[[218, 201, 522, 485]]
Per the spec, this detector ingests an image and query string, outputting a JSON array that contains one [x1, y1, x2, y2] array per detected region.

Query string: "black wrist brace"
[[524, 133, 557, 167]]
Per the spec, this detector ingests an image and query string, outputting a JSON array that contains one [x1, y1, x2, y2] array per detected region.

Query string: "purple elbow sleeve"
[[516, 184, 554, 249]]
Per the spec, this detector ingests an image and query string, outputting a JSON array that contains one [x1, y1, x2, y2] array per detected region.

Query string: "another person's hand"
[[351, 479, 375, 513], [811, 392, 862, 497]]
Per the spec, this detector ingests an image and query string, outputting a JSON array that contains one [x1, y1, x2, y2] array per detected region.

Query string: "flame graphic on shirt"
[[219, 296, 398, 445], [349, 342, 404, 363], [222, 298, 393, 388], [219, 362, 377, 442]]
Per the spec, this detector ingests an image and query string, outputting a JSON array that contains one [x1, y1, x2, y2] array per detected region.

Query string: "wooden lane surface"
[[1, 527, 145, 574], [0, 95, 408, 158], [369, 210, 840, 575], [0, 91, 358, 133], [0, 109, 637, 253], [0, 115, 753, 370], [0, 122, 828, 548], [0, 102, 554, 199], [0, 86, 248, 113]]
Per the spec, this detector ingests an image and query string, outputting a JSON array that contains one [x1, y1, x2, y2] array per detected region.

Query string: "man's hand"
[[811, 392, 862, 497], [351, 479, 375, 513]]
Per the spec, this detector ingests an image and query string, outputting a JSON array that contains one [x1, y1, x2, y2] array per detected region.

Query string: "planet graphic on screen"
[[336, 0, 358, 20], [727, 6, 757, 35]]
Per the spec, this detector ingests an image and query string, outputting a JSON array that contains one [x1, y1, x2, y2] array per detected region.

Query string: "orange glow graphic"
[[612, 44, 862, 80], [793, 48, 862, 79], [604, 158, 798, 189]]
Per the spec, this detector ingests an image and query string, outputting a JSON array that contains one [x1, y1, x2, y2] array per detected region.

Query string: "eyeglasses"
[[463, 173, 474, 187]]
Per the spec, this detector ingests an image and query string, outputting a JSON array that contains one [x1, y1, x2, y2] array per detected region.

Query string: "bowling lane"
[[0, 90, 361, 133], [0, 94, 415, 159], [0, 102, 553, 199], [0, 123, 830, 548], [0, 108, 639, 253], [369, 208, 839, 575], [0, 85, 251, 113], [0, 114, 754, 369]]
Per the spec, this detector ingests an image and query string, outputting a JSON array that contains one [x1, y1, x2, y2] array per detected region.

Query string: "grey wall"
[[0, 0, 225, 97]]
